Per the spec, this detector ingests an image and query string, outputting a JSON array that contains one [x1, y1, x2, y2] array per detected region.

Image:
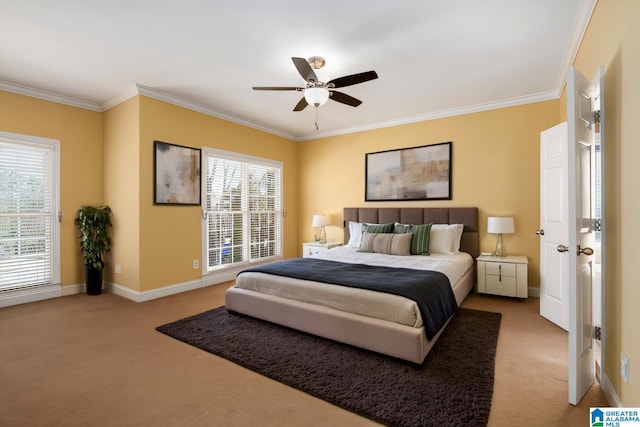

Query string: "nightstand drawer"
[[302, 241, 341, 258], [476, 255, 528, 298], [486, 262, 516, 277], [485, 275, 517, 297]]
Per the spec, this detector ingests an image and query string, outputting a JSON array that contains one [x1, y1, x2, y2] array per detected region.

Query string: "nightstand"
[[302, 241, 341, 257], [476, 255, 528, 298]]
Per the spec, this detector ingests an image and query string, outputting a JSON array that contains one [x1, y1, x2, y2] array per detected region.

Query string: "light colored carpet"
[[0, 283, 607, 426]]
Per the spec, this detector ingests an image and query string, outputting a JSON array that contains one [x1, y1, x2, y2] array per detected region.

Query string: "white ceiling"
[[0, 0, 594, 141]]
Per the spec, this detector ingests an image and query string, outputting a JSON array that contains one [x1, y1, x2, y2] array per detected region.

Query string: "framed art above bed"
[[365, 142, 452, 201]]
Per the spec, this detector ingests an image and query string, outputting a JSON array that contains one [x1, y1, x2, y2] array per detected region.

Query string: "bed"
[[225, 207, 479, 364]]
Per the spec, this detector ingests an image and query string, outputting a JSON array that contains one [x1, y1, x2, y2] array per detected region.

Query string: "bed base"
[[225, 267, 474, 364]]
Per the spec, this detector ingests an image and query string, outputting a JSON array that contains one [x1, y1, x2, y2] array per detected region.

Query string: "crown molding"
[[99, 83, 140, 111], [0, 79, 102, 111], [114, 84, 297, 141], [299, 90, 559, 141], [554, 0, 598, 96]]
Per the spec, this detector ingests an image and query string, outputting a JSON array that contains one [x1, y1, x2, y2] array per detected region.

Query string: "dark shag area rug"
[[157, 307, 501, 427]]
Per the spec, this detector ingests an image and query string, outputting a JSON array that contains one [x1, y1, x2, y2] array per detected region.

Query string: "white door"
[[539, 66, 604, 405], [539, 122, 570, 331], [567, 66, 602, 405]]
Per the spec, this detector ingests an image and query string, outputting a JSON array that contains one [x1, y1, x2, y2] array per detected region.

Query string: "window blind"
[[0, 140, 55, 290], [203, 149, 282, 271]]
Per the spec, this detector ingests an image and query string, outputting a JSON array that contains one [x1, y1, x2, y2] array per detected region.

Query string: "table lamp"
[[487, 216, 515, 257], [312, 214, 331, 243]]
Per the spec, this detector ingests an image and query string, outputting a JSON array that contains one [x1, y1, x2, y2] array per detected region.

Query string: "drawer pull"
[[498, 265, 502, 281]]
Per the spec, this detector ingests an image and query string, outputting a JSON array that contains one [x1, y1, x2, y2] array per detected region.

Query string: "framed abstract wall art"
[[365, 141, 452, 201], [154, 141, 201, 205]]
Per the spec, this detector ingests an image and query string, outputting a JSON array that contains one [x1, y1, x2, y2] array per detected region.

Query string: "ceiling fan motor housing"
[[307, 56, 326, 70]]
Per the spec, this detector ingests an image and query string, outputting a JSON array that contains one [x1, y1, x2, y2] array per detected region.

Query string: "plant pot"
[[85, 264, 103, 295]]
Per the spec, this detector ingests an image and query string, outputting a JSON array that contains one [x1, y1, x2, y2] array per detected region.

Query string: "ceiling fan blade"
[[293, 97, 308, 111], [292, 57, 318, 83], [328, 71, 378, 88], [252, 86, 303, 91], [329, 91, 362, 107]]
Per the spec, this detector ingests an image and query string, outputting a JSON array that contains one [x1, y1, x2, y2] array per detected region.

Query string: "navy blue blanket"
[[239, 258, 457, 340]]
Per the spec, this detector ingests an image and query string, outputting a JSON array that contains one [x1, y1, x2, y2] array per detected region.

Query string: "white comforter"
[[234, 247, 473, 328], [315, 246, 473, 285]]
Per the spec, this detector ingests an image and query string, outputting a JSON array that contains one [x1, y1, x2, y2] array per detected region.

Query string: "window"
[[0, 131, 60, 297], [202, 148, 282, 273]]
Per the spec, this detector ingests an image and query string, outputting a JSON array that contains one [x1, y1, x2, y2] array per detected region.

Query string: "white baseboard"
[[104, 260, 277, 303], [1, 272, 235, 308], [528, 286, 540, 298], [600, 371, 622, 407], [105, 278, 204, 303], [0, 284, 63, 308]]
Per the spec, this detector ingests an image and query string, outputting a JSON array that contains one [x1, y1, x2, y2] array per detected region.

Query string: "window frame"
[[0, 131, 60, 307], [201, 147, 283, 284]]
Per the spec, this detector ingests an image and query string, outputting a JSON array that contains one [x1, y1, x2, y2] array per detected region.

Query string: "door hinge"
[[594, 326, 601, 341], [593, 109, 601, 124], [593, 218, 602, 232]]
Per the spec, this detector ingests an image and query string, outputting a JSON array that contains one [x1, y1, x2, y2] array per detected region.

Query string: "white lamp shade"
[[304, 87, 329, 106], [487, 217, 515, 234], [312, 214, 331, 227]]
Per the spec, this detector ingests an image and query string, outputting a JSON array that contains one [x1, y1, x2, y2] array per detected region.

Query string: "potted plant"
[[75, 205, 112, 295]]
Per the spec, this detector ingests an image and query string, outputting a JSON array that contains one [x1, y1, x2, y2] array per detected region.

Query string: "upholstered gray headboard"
[[343, 207, 479, 259]]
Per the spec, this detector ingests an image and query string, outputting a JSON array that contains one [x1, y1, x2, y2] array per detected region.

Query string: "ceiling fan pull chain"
[[315, 106, 319, 130]]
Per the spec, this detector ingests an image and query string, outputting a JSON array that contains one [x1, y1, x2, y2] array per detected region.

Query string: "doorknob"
[[577, 245, 594, 256], [557, 244, 569, 253], [535, 229, 545, 236]]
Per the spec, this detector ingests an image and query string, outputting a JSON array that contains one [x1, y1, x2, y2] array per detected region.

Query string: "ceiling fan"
[[252, 56, 378, 112]]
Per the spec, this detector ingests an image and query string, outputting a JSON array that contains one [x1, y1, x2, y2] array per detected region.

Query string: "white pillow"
[[449, 224, 465, 252], [429, 224, 464, 254], [347, 221, 364, 248], [429, 224, 452, 254], [429, 224, 465, 254]]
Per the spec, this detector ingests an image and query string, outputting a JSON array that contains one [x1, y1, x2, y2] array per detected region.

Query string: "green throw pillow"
[[362, 223, 394, 234], [393, 223, 412, 234], [409, 223, 432, 255], [393, 222, 432, 255]]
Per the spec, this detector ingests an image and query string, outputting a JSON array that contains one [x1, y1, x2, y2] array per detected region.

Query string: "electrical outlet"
[[621, 352, 630, 384], [115, 264, 121, 274], [193, 260, 199, 269]]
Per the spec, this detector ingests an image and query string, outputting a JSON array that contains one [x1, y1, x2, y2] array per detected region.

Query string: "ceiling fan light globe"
[[304, 87, 329, 107]]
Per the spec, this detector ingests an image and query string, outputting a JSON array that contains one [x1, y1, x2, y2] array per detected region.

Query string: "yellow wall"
[[299, 100, 560, 288], [134, 96, 298, 291], [103, 97, 141, 289], [0, 91, 103, 287], [571, 0, 640, 405]]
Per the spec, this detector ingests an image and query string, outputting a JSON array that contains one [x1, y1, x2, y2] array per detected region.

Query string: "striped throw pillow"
[[362, 223, 394, 234], [394, 222, 432, 255]]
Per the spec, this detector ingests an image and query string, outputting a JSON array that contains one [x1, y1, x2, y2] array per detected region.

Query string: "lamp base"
[[493, 233, 508, 257], [318, 227, 327, 244]]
